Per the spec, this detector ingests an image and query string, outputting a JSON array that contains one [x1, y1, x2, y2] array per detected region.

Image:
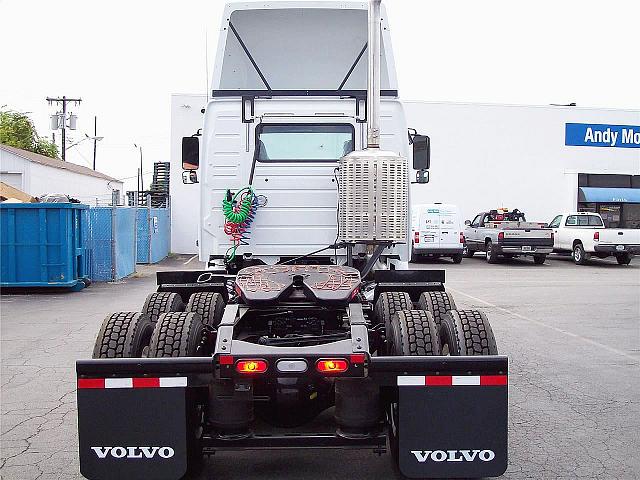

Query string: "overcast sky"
[[1, 0, 638, 191]]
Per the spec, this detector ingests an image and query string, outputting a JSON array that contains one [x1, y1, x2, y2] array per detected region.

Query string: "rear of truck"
[[76, 3, 509, 479], [77, 267, 509, 480]]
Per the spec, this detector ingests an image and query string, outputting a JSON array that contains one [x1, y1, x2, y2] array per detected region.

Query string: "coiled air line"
[[222, 187, 265, 263]]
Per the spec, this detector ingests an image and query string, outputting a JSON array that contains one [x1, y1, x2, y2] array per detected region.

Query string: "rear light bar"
[[218, 355, 366, 378], [498, 231, 504, 242], [316, 358, 349, 374], [414, 231, 420, 244], [236, 359, 268, 374], [594, 231, 599, 241], [460, 232, 465, 243]]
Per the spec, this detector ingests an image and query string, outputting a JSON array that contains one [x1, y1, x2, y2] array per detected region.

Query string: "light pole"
[[134, 144, 144, 192]]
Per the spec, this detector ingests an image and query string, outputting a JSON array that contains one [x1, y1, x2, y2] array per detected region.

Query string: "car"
[[464, 208, 553, 264], [411, 203, 464, 263], [548, 212, 640, 265]]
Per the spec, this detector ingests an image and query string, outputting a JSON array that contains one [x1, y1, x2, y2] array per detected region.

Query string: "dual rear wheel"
[[375, 290, 499, 466], [92, 291, 225, 359]]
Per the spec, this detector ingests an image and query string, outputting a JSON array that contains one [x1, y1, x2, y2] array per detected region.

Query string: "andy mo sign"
[[565, 123, 640, 148]]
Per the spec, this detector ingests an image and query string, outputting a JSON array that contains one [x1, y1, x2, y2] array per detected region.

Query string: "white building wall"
[[169, 94, 640, 254], [0, 148, 31, 191], [169, 95, 207, 254], [0, 149, 123, 203], [29, 163, 123, 204], [404, 102, 640, 223]]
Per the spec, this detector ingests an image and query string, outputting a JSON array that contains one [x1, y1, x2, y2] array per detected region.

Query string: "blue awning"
[[578, 187, 640, 203]]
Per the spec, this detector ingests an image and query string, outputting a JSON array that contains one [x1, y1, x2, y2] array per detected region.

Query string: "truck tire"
[[417, 291, 457, 330], [463, 243, 475, 258], [148, 312, 204, 357], [451, 253, 463, 264], [92, 312, 155, 358], [440, 309, 498, 356], [374, 292, 413, 352], [387, 310, 440, 465], [485, 240, 499, 264], [388, 310, 441, 356], [186, 292, 225, 327], [616, 253, 632, 265], [142, 292, 184, 324], [533, 254, 547, 265], [573, 242, 588, 265]]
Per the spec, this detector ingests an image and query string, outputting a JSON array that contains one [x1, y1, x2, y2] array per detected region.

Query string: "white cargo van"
[[411, 203, 464, 263]]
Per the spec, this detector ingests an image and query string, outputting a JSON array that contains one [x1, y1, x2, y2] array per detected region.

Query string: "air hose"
[[222, 187, 265, 263]]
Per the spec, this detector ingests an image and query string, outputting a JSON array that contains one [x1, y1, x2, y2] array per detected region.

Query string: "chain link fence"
[[87, 192, 171, 282]]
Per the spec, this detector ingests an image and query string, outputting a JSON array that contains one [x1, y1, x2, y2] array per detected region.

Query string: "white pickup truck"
[[548, 212, 640, 265]]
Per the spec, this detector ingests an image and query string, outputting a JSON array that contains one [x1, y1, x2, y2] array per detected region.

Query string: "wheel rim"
[[486, 245, 491, 260], [574, 247, 581, 261]]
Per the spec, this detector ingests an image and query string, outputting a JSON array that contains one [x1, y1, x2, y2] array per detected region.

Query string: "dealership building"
[[169, 94, 639, 254]]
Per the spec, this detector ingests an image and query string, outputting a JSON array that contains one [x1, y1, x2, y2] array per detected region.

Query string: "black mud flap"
[[370, 356, 508, 479], [78, 386, 188, 480], [76, 357, 216, 480]]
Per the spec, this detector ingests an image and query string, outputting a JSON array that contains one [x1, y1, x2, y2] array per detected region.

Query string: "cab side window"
[[471, 214, 482, 228], [565, 215, 577, 226], [549, 215, 562, 228]]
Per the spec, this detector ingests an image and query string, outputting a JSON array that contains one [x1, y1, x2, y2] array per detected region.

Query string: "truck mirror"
[[182, 170, 198, 184], [415, 169, 429, 184], [464, 220, 471, 226], [412, 135, 430, 170], [182, 136, 200, 170]]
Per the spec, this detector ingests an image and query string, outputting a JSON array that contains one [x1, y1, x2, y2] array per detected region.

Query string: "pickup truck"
[[548, 212, 640, 265], [464, 209, 554, 264]]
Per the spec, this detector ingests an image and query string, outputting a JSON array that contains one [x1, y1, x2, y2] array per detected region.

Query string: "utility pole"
[[46, 96, 82, 161], [93, 116, 98, 170]]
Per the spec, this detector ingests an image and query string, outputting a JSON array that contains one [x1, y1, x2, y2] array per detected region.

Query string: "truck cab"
[[182, 2, 415, 271]]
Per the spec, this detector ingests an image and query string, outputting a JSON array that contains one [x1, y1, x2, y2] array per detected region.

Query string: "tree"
[[0, 109, 59, 158]]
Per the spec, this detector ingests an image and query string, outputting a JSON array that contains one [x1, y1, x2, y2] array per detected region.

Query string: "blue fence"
[[88, 205, 170, 282], [136, 208, 171, 264]]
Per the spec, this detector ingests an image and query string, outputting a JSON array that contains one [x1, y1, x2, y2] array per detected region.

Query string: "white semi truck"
[[76, 3, 509, 479]]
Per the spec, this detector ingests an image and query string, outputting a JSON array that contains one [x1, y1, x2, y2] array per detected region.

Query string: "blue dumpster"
[[0, 203, 90, 290]]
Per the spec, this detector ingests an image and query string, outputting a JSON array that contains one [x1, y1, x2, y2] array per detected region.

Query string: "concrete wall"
[[169, 94, 640, 254], [0, 149, 123, 203]]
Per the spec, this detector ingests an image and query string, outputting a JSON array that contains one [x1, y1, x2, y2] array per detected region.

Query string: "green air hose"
[[222, 186, 258, 263], [222, 186, 254, 224]]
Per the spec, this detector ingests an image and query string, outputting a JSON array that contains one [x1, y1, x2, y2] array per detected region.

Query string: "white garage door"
[[1, 172, 23, 190]]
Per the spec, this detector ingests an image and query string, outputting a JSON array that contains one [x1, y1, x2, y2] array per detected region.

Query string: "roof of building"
[[0, 144, 122, 183]]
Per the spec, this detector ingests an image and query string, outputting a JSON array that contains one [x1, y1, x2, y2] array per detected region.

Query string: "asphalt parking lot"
[[1, 254, 639, 480]]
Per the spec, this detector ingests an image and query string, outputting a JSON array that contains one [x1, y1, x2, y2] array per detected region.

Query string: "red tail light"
[[593, 231, 599, 241], [236, 359, 268, 374], [316, 358, 348, 374], [460, 232, 465, 243], [414, 231, 420, 244], [551, 232, 554, 242], [498, 231, 504, 241]]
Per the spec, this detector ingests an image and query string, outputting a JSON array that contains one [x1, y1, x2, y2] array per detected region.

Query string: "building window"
[[622, 204, 640, 229], [598, 204, 621, 228]]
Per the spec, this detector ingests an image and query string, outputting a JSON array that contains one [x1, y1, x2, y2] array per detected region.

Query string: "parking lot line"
[[448, 287, 640, 363]]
